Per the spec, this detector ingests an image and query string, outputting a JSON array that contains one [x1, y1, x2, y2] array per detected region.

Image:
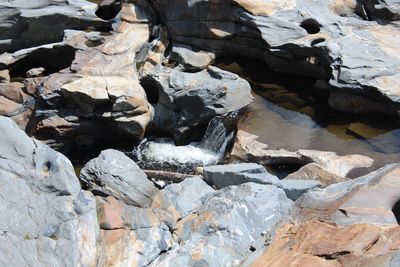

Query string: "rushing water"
[[132, 116, 235, 173], [216, 57, 400, 176]]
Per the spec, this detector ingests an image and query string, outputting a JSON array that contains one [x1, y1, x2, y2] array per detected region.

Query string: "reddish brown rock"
[[248, 220, 400, 267]]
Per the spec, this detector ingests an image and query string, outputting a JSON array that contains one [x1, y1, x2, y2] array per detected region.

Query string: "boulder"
[[0, 116, 99, 266], [231, 130, 374, 178], [149, 183, 293, 267], [293, 164, 400, 225], [0, 69, 10, 83], [27, 2, 155, 152], [285, 163, 349, 187], [149, 0, 400, 115], [151, 177, 215, 220], [26, 67, 45, 77], [80, 149, 159, 207], [203, 163, 281, 189], [246, 220, 400, 267], [0, 0, 109, 53], [143, 65, 253, 141], [96, 196, 175, 266], [203, 162, 320, 200]]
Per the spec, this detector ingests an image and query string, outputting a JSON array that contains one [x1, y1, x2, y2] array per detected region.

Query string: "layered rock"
[[24, 2, 155, 152], [231, 130, 374, 179], [80, 149, 159, 207], [149, 0, 400, 115], [0, 116, 99, 266], [142, 64, 253, 142], [150, 182, 293, 266], [0, 0, 109, 53], [293, 164, 400, 225], [246, 220, 400, 267]]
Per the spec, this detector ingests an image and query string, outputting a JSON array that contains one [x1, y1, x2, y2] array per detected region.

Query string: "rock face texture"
[[0, 116, 99, 266], [142, 65, 253, 141], [293, 164, 400, 226], [0, 0, 109, 53], [150, 182, 293, 267], [80, 149, 159, 207], [248, 220, 400, 267], [150, 0, 400, 115]]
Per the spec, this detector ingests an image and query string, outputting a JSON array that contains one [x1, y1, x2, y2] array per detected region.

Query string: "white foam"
[[135, 138, 221, 167]]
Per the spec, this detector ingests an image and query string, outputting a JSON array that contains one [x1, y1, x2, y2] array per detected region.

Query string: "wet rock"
[[151, 177, 215, 221], [150, 183, 293, 267], [285, 163, 349, 187], [293, 164, 400, 225], [26, 67, 45, 78], [80, 149, 159, 207], [96, 196, 174, 266], [232, 130, 374, 178], [246, 220, 400, 267], [144, 65, 253, 141], [0, 116, 99, 266]]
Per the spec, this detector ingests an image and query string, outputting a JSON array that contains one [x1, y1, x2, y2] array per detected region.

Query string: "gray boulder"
[[80, 149, 159, 207], [143, 64, 253, 142], [150, 0, 400, 115], [0, 0, 109, 53], [151, 177, 215, 220], [0, 116, 99, 266], [203, 163, 281, 189], [149, 182, 293, 267], [203, 163, 320, 200]]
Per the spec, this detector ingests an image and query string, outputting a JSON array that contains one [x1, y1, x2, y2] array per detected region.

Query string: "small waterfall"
[[200, 116, 234, 154], [132, 112, 239, 173]]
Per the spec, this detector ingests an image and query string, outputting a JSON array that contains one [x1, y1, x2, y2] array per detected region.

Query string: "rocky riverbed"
[[1, 0, 400, 266]]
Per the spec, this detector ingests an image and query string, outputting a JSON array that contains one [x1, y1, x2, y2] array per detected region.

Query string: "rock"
[[0, 0, 109, 53], [151, 177, 215, 221], [80, 149, 159, 207], [203, 163, 281, 189], [28, 2, 155, 152], [96, 0, 122, 20], [203, 162, 320, 200], [293, 164, 400, 225], [26, 67, 45, 78], [149, 183, 293, 267], [279, 179, 321, 201], [150, 0, 400, 115], [96, 196, 175, 266], [246, 220, 400, 267], [0, 69, 10, 83], [170, 42, 215, 69], [231, 130, 374, 178], [143, 65, 253, 142], [285, 163, 349, 187], [0, 116, 99, 266]]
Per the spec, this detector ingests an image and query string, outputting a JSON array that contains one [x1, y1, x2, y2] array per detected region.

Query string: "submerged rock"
[[80, 149, 159, 207]]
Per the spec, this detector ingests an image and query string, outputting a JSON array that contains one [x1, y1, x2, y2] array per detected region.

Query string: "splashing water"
[[132, 115, 237, 173]]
